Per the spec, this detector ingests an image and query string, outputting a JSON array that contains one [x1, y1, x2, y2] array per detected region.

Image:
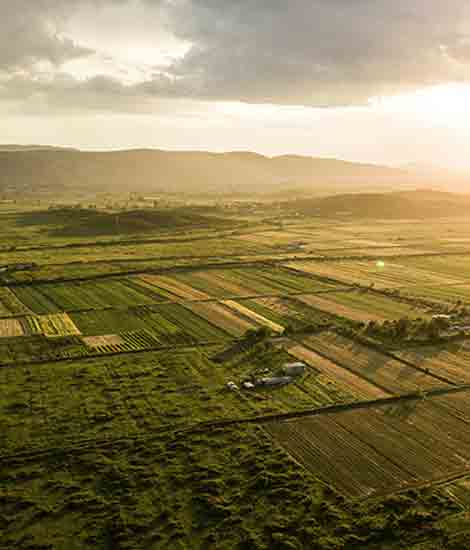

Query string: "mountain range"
[[0, 147, 465, 198]]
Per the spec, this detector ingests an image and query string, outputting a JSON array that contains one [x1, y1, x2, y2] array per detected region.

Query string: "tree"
[[395, 317, 410, 339]]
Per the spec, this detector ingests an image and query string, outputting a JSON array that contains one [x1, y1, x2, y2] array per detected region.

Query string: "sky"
[[2, 0, 470, 168]]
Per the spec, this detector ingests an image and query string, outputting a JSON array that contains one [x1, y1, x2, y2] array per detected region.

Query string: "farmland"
[[5, 202, 470, 548], [303, 332, 448, 394], [294, 288, 429, 322], [287, 258, 463, 290], [265, 389, 470, 498], [395, 341, 470, 385], [171, 266, 338, 298]]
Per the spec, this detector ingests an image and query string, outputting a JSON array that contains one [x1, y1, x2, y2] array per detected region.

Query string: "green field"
[[173, 266, 338, 298], [4, 203, 470, 549]]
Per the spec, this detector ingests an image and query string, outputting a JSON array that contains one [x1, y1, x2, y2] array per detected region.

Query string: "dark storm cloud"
[[2, 0, 470, 109]]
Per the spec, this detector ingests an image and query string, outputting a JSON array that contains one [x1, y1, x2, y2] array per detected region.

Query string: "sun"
[[371, 83, 470, 126]]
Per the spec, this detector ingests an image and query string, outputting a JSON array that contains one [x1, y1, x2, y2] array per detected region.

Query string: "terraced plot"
[[138, 273, 210, 300], [222, 300, 285, 333], [395, 342, 470, 385], [295, 289, 428, 322], [174, 267, 336, 298], [303, 332, 447, 394], [36, 312, 81, 337], [185, 301, 254, 336], [242, 295, 334, 330], [72, 304, 229, 344], [287, 260, 464, 289], [286, 343, 390, 400], [0, 318, 24, 337], [266, 392, 470, 498], [82, 330, 160, 353], [0, 287, 32, 316], [11, 286, 59, 314], [0, 313, 80, 338], [82, 334, 124, 348], [403, 283, 470, 305], [400, 255, 470, 281], [37, 279, 163, 311]]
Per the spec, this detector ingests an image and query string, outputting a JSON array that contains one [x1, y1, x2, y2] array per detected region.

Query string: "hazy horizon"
[[2, 1, 470, 170]]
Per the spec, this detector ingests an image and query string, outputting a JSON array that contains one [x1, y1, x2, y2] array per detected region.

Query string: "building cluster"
[[226, 361, 306, 391]]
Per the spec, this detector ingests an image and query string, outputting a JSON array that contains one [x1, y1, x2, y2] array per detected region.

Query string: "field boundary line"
[[3, 384, 470, 465], [0, 341, 222, 369], [0, 288, 353, 319], [292, 337, 396, 395]]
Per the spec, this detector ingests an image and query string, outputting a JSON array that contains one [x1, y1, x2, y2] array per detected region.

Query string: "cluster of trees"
[[364, 316, 451, 342]]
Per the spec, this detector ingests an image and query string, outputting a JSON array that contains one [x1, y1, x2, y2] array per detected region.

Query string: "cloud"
[[0, 1, 94, 71], [156, 0, 470, 106], [2, 0, 470, 110]]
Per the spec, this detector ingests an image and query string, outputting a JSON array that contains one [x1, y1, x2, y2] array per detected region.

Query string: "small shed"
[[259, 376, 293, 387], [282, 362, 306, 377]]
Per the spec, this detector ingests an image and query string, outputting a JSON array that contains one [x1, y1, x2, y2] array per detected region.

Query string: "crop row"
[[266, 391, 470, 498], [304, 332, 445, 394], [174, 266, 336, 298]]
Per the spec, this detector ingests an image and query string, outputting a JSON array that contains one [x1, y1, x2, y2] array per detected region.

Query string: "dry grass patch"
[[38, 313, 81, 337], [288, 260, 463, 289], [186, 302, 254, 337], [0, 318, 24, 338], [296, 291, 425, 322], [195, 271, 253, 296], [222, 300, 284, 333], [140, 274, 209, 300], [83, 334, 124, 348]]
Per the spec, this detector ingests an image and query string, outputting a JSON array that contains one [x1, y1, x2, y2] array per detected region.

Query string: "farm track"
[[3, 384, 470, 466]]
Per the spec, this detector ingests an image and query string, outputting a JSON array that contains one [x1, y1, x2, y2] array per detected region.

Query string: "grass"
[[2, 423, 459, 549], [221, 300, 285, 333], [0, 349, 251, 455]]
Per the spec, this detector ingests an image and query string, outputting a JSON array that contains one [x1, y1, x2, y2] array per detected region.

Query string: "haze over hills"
[[0, 147, 457, 199], [284, 189, 470, 219], [0, 145, 77, 152]]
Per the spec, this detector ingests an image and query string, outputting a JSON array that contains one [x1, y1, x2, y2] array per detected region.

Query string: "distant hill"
[[0, 148, 434, 198], [0, 145, 77, 152], [283, 190, 470, 219], [16, 207, 231, 237]]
